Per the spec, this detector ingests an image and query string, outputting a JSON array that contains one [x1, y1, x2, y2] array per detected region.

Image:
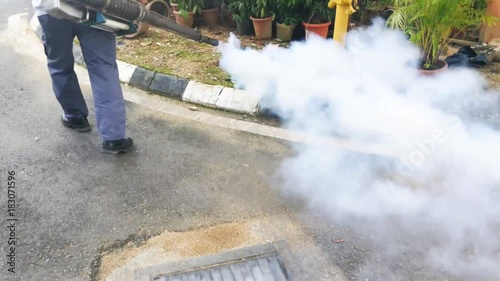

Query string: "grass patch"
[[114, 22, 287, 88], [116, 27, 234, 87]]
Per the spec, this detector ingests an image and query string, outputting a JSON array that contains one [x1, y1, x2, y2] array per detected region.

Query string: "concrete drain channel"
[[135, 242, 294, 281]]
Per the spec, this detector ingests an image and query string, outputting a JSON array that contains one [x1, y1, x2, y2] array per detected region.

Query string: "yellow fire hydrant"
[[328, 0, 357, 45]]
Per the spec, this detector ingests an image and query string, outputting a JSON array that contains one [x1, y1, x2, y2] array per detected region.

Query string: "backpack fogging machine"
[[43, 0, 220, 46]]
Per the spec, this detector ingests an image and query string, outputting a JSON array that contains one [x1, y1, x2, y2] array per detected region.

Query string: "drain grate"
[[135, 242, 295, 281], [154, 251, 289, 281]]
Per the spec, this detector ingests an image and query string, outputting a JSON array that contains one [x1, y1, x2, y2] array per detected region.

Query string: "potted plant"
[[220, 0, 235, 25], [227, 0, 254, 35], [301, 0, 336, 39], [275, 0, 300, 41], [175, 0, 203, 27], [387, 0, 495, 74], [249, 0, 276, 39], [201, 0, 219, 26]]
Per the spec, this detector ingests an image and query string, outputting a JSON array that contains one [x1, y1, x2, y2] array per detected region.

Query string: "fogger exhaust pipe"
[[67, 0, 219, 46]]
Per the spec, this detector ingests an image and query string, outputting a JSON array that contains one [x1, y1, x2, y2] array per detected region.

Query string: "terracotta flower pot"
[[202, 8, 219, 26], [174, 11, 194, 27], [419, 60, 448, 76], [483, 0, 500, 43], [276, 22, 296, 42], [302, 21, 331, 39], [147, 0, 169, 17], [124, 0, 169, 39], [250, 16, 273, 39]]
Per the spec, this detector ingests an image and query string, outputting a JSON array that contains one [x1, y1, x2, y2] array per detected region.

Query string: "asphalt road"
[[0, 2, 296, 280], [0, 2, 488, 281]]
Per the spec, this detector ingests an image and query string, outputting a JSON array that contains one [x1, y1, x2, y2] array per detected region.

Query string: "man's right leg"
[[38, 14, 90, 132]]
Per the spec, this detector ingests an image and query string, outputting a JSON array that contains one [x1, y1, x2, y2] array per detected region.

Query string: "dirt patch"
[[96, 243, 145, 281], [117, 27, 231, 87], [154, 221, 254, 257], [115, 23, 286, 89], [96, 221, 257, 280], [478, 62, 500, 89], [95, 216, 345, 281]]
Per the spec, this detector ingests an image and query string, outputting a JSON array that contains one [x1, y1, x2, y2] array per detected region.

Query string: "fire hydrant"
[[328, 0, 357, 45]]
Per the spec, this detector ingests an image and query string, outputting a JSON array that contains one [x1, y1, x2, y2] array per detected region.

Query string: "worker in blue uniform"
[[32, 0, 134, 154]]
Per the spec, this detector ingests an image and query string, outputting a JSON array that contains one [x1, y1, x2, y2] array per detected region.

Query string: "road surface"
[[0, 2, 480, 281]]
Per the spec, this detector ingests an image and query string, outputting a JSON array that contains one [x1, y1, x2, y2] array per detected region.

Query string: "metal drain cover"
[[155, 252, 289, 281], [135, 242, 294, 281]]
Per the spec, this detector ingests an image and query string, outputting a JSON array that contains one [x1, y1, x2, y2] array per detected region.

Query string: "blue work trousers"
[[38, 14, 126, 141]]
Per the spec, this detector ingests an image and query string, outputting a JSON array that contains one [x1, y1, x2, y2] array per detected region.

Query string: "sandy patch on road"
[[96, 221, 257, 280], [95, 216, 347, 281]]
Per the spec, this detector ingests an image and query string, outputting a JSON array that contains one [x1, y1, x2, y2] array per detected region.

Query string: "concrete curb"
[[28, 14, 262, 116]]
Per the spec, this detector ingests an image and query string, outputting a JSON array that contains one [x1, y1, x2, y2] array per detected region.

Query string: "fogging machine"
[[42, 0, 219, 46]]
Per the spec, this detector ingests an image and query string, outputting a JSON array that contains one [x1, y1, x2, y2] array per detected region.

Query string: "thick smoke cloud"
[[218, 20, 500, 280]]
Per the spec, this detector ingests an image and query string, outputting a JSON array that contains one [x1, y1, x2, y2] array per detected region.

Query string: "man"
[[32, 0, 135, 154]]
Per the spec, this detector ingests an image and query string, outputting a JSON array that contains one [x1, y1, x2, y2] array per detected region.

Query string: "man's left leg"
[[76, 26, 134, 153]]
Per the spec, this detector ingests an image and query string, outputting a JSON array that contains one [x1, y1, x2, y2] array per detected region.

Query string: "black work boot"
[[61, 115, 91, 132], [101, 138, 134, 154]]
